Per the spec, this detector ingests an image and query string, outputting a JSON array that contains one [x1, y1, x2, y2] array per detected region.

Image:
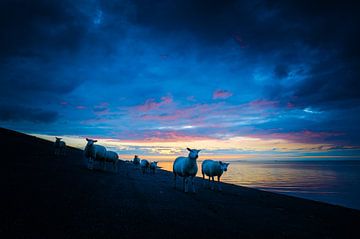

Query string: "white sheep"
[[104, 150, 119, 172], [133, 155, 140, 165], [173, 148, 201, 193], [140, 159, 150, 174], [150, 161, 158, 174], [84, 138, 106, 170], [201, 160, 229, 191], [54, 137, 66, 156]]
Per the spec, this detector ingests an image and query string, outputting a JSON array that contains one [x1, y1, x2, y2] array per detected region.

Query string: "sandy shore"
[[2, 127, 360, 239]]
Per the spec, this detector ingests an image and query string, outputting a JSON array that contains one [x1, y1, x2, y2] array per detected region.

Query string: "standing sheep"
[[84, 138, 106, 170], [54, 137, 66, 156], [150, 161, 158, 174], [140, 159, 150, 174], [104, 150, 119, 172], [173, 148, 201, 193], [133, 155, 140, 165], [201, 160, 229, 191]]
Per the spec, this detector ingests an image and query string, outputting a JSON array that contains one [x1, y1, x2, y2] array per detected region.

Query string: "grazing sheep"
[[54, 137, 66, 156], [201, 160, 229, 191], [173, 148, 201, 193], [133, 155, 140, 165], [150, 161, 158, 174], [104, 150, 119, 172], [140, 159, 150, 174], [84, 138, 106, 170]]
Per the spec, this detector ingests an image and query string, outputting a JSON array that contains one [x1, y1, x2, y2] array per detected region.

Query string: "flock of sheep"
[[54, 137, 230, 193]]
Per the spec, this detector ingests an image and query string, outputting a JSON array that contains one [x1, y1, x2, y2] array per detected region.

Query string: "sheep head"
[[219, 161, 230, 172], [86, 138, 98, 145], [187, 148, 201, 160]]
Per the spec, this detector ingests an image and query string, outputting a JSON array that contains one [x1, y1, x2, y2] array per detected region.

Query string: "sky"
[[1, 0, 360, 160]]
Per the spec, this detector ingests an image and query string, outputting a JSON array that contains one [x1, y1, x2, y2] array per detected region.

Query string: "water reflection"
[[158, 160, 360, 210]]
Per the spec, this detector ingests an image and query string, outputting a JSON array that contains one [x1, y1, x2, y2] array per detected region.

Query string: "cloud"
[[0, 105, 58, 123], [1, 0, 359, 152], [213, 90, 233, 99], [136, 95, 173, 112]]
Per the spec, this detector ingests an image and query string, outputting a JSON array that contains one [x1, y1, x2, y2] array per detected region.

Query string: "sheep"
[[140, 159, 150, 174], [84, 138, 106, 170], [133, 155, 140, 165], [150, 161, 158, 174], [173, 148, 201, 193], [201, 160, 229, 191], [104, 150, 119, 172], [54, 137, 66, 156]]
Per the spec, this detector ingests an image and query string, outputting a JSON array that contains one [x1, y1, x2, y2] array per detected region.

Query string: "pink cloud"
[[76, 105, 86, 110], [213, 90, 233, 100], [248, 100, 277, 108], [93, 102, 109, 115], [187, 96, 196, 101], [136, 95, 173, 112], [247, 130, 344, 144], [233, 34, 248, 48], [117, 130, 213, 142], [138, 103, 222, 122], [287, 102, 295, 109]]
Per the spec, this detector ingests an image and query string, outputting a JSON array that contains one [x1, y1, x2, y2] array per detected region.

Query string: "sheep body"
[[173, 148, 201, 193], [54, 137, 66, 156], [133, 155, 140, 165], [84, 138, 107, 170], [201, 160, 229, 191], [140, 159, 150, 174], [150, 161, 158, 174], [104, 150, 119, 172]]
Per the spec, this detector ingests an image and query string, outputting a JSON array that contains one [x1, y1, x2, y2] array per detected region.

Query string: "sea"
[[158, 160, 360, 210]]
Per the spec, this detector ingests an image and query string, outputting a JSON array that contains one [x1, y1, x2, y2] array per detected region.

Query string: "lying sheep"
[[140, 159, 150, 174], [133, 155, 140, 165], [173, 148, 201, 193], [54, 137, 66, 156], [201, 160, 229, 191], [104, 150, 119, 172], [84, 138, 106, 170], [150, 161, 158, 174]]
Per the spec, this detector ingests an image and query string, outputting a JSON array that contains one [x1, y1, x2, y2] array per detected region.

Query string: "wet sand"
[[2, 127, 360, 238]]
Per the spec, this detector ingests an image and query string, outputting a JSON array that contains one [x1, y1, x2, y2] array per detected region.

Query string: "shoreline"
[[2, 127, 360, 239]]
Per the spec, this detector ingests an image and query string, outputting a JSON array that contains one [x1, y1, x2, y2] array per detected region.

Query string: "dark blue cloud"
[[0, 0, 359, 150], [0, 105, 58, 123]]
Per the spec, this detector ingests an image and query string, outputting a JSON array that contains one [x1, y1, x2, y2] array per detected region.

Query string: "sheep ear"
[[86, 138, 89, 141], [187, 148, 191, 151], [197, 149, 201, 152], [94, 140, 98, 143]]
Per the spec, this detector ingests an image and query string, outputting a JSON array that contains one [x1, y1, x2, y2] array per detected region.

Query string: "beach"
[[2, 127, 360, 239]]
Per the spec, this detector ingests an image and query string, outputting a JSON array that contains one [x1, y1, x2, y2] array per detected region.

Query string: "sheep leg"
[[218, 176, 222, 191], [191, 177, 196, 193], [208, 176, 211, 188], [183, 177, 187, 192], [202, 173, 206, 187], [88, 158, 94, 170], [173, 174, 177, 189], [211, 176, 215, 190]]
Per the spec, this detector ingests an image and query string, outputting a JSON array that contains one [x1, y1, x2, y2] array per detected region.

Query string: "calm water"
[[159, 160, 360, 210]]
